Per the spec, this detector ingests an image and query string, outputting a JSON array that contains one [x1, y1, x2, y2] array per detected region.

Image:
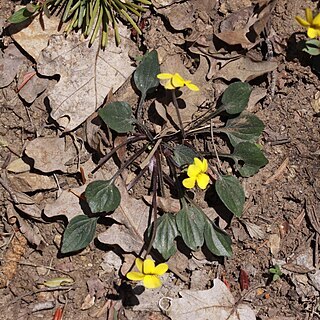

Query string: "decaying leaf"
[[214, 56, 277, 82], [37, 26, 135, 131], [9, 14, 62, 60], [162, 278, 256, 320], [0, 44, 26, 88], [25, 136, 80, 173], [143, 195, 180, 213], [97, 179, 149, 252]]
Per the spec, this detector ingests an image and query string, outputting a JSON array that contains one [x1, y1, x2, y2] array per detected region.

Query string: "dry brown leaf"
[[214, 56, 277, 81], [0, 44, 26, 88], [98, 179, 149, 253], [162, 278, 256, 320], [37, 26, 135, 131], [6, 158, 31, 173], [143, 195, 180, 213], [8, 172, 56, 193], [10, 14, 62, 60], [25, 136, 79, 173]]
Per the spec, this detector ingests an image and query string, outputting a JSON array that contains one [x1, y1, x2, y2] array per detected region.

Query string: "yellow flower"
[[157, 73, 199, 91], [295, 8, 320, 38], [126, 258, 168, 289], [182, 157, 210, 190]]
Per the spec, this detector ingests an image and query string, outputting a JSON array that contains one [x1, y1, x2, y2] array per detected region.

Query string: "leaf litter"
[[1, 0, 319, 318]]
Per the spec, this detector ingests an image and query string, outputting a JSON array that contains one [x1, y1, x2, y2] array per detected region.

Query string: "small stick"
[[264, 157, 289, 185]]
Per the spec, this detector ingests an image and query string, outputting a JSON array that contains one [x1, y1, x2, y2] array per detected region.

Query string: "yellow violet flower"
[[126, 258, 168, 289], [182, 157, 210, 190], [157, 73, 200, 91], [295, 8, 320, 38]]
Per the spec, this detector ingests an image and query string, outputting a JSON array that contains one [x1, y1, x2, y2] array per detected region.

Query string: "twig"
[[171, 90, 185, 139], [264, 157, 289, 185]]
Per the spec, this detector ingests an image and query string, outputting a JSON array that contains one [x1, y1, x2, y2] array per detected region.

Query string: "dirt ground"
[[1, 0, 320, 319]]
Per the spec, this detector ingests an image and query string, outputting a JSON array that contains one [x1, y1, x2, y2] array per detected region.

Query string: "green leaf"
[[215, 175, 245, 217], [152, 213, 179, 260], [221, 82, 252, 114], [303, 40, 320, 56], [219, 112, 265, 146], [173, 144, 197, 167], [204, 220, 232, 257], [176, 204, 206, 251], [85, 180, 121, 213], [99, 101, 135, 133], [8, 7, 35, 23], [232, 142, 268, 177], [134, 50, 160, 98], [61, 215, 98, 254]]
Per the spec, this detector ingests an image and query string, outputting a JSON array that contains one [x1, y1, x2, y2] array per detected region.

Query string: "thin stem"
[[210, 119, 222, 171], [171, 90, 185, 139], [137, 93, 146, 123], [91, 135, 146, 174], [135, 119, 153, 141], [144, 158, 158, 257]]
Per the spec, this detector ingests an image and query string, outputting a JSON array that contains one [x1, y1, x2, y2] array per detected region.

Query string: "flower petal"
[[196, 173, 210, 190], [182, 177, 196, 189], [157, 73, 173, 79], [143, 259, 155, 274], [135, 258, 143, 273], [308, 27, 318, 38], [313, 13, 320, 26], [164, 80, 176, 90], [143, 275, 162, 289], [306, 8, 313, 24], [171, 73, 185, 88], [126, 271, 145, 281], [295, 15, 310, 27], [154, 263, 168, 276], [185, 81, 200, 91], [187, 163, 201, 177], [200, 158, 208, 172]]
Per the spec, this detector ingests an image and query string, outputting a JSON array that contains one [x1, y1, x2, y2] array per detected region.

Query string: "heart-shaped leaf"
[[61, 215, 98, 254], [204, 220, 232, 257], [85, 180, 121, 213], [231, 142, 268, 177], [173, 144, 197, 167], [221, 82, 252, 114], [152, 213, 179, 260], [215, 175, 245, 217], [134, 50, 160, 98], [219, 112, 265, 146], [176, 203, 206, 251], [99, 101, 135, 133]]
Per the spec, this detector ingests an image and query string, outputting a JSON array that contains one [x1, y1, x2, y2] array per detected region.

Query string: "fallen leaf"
[[8, 172, 56, 192], [81, 294, 95, 310], [152, 0, 184, 9], [25, 136, 79, 173], [98, 179, 149, 253], [10, 14, 62, 60], [143, 195, 180, 213], [214, 56, 277, 82], [162, 278, 256, 320], [0, 44, 26, 88], [37, 26, 136, 131], [6, 158, 31, 173], [268, 233, 281, 256]]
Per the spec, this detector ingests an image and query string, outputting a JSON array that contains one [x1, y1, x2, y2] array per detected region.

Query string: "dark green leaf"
[[61, 215, 98, 254], [173, 144, 197, 167], [221, 82, 252, 114], [152, 213, 179, 260], [85, 180, 121, 213], [176, 204, 206, 251], [134, 50, 160, 97], [204, 220, 232, 257], [232, 142, 268, 177], [219, 112, 265, 146], [8, 7, 35, 23], [215, 175, 245, 217], [99, 101, 135, 133]]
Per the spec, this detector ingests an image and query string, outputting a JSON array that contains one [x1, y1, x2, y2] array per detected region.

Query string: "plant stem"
[[171, 90, 185, 139], [91, 135, 146, 174]]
